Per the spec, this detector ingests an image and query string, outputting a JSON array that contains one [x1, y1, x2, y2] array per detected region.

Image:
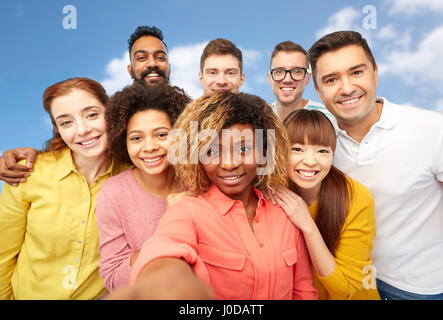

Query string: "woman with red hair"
[[0, 78, 126, 300]]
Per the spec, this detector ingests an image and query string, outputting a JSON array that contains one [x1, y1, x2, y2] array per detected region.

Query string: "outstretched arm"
[[105, 257, 214, 300], [0, 148, 39, 186]]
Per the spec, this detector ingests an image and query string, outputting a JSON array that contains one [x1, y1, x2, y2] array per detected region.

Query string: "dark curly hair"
[[105, 82, 191, 165], [128, 25, 167, 53]]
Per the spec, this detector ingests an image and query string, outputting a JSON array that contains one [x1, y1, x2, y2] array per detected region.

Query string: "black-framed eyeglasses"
[[269, 67, 309, 81]]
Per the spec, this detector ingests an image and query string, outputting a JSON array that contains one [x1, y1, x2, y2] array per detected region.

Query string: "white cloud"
[[387, 0, 443, 15], [378, 25, 443, 94], [101, 52, 132, 95], [435, 99, 443, 114], [101, 42, 267, 99], [377, 24, 398, 40], [169, 42, 207, 99], [315, 7, 373, 47], [316, 7, 361, 39]]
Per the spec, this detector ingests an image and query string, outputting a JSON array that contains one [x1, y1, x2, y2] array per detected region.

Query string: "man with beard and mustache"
[[127, 26, 170, 87], [0, 26, 173, 183]]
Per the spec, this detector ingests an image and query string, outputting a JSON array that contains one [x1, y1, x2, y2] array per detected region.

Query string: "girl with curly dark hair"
[[95, 82, 190, 292]]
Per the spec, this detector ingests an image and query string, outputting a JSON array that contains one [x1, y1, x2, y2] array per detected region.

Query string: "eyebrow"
[[321, 63, 367, 82], [55, 106, 99, 121], [133, 49, 167, 57], [127, 126, 171, 134]]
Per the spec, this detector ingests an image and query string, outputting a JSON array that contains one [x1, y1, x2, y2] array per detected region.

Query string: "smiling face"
[[268, 50, 310, 107], [201, 124, 258, 202], [127, 35, 170, 86], [51, 89, 108, 161], [314, 44, 380, 129], [287, 141, 333, 197], [199, 54, 245, 94], [126, 109, 173, 176]]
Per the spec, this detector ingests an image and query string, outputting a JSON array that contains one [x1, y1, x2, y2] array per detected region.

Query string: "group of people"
[[0, 25, 442, 300]]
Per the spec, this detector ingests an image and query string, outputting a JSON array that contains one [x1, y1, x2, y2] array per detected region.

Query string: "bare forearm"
[[302, 223, 336, 278]]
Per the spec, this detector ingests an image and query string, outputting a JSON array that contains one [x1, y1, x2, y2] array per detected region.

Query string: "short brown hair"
[[308, 30, 376, 86], [270, 41, 308, 67], [200, 38, 243, 73]]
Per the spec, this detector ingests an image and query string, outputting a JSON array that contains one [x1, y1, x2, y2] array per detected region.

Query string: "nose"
[[282, 70, 294, 83], [143, 136, 159, 152], [76, 119, 92, 136], [302, 150, 317, 166], [219, 150, 240, 171], [215, 72, 228, 85], [339, 76, 355, 96]]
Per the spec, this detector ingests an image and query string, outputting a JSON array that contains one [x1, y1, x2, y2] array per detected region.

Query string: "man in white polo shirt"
[[308, 30, 443, 299], [267, 41, 332, 121]]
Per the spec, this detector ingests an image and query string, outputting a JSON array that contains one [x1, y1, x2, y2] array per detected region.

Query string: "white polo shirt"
[[331, 97, 443, 294]]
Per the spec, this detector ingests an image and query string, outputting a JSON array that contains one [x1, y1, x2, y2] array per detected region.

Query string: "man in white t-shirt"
[[267, 41, 332, 121], [308, 30, 443, 300]]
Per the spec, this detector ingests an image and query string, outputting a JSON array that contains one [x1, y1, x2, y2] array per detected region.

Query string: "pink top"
[[130, 184, 318, 300], [96, 169, 166, 291]]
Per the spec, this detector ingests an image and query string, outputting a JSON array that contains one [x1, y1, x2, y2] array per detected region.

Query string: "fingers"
[[0, 157, 30, 186], [2, 148, 37, 171]]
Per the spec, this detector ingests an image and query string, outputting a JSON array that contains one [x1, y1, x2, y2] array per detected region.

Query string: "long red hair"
[[284, 109, 351, 255], [42, 77, 108, 151]]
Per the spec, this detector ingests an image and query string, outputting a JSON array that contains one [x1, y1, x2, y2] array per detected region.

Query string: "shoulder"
[[385, 98, 443, 128], [101, 169, 133, 190]]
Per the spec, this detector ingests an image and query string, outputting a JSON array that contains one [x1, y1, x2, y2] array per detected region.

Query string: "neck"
[[276, 98, 308, 121], [296, 184, 320, 207], [338, 99, 384, 143], [133, 166, 178, 198], [72, 151, 111, 186]]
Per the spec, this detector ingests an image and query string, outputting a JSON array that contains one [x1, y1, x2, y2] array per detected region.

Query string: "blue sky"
[[1, 0, 443, 190]]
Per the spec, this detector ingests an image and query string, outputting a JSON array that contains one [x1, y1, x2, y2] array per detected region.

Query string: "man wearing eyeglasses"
[[267, 41, 332, 121]]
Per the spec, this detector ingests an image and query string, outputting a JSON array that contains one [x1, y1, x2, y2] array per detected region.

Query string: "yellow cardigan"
[[309, 178, 380, 300]]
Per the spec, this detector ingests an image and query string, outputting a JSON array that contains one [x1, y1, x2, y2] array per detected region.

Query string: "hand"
[[273, 186, 315, 234], [166, 192, 193, 208], [130, 251, 140, 267], [0, 147, 38, 186], [259, 186, 278, 205]]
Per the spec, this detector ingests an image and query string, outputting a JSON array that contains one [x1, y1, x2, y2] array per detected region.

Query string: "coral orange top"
[[130, 184, 318, 300]]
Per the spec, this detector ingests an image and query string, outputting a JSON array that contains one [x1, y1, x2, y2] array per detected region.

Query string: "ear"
[[303, 73, 310, 88], [240, 73, 245, 86], [374, 64, 378, 87], [267, 73, 273, 87], [127, 65, 134, 79], [199, 72, 203, 86]]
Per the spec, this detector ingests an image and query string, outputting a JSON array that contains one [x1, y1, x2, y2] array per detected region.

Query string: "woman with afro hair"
[[107, 91, 318, 300]]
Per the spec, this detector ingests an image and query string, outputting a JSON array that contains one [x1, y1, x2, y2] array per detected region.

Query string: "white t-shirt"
[[270, 100, 334, 120], [331, 98, 443, 294]]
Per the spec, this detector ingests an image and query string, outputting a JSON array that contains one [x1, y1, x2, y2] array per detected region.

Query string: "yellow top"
[[309, 178, 380, 300], [0, 148, 127, 300]]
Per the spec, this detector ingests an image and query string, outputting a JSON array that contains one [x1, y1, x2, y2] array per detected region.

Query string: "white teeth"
[[142, 155, 163, 163], [222, 176, 241, 180], [281, 87, 294, 91], [341, 97, 359, 104], [148, 73, 159, 77], [80, 138, 98, 145], [298, 170, 316, 177]]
